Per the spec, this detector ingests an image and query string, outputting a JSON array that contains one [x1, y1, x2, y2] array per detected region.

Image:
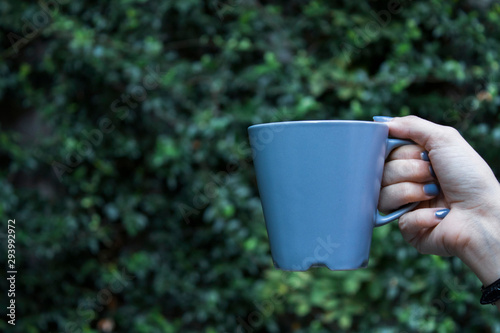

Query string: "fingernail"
[[435, 209, 450, 219], [373, 116, 394, 122], [423, 183, 440, 196], [429, 165, 436, 178], [421, 151, 430, 161]]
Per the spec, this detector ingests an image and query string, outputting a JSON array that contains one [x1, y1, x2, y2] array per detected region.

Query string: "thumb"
[[398, 208, 451, 256]]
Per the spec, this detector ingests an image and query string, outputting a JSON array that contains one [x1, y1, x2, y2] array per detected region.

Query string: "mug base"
[[273, 258, 370, 271]]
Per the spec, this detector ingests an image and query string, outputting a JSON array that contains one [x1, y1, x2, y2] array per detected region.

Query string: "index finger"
[[382, 115, 460, 152]]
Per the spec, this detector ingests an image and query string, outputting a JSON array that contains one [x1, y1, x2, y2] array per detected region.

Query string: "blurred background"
[[1, 0, 500, 332]]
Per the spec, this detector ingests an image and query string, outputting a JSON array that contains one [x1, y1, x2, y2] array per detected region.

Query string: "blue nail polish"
[[423, 183, 440, 196], [435, 209, 450, 219], [373, 116, 394, 122], [421, 151, 430, 161], [429, 165, 436, 178]]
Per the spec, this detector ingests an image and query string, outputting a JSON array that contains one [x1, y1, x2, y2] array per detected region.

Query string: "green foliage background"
[[1, 0, 500, 332]]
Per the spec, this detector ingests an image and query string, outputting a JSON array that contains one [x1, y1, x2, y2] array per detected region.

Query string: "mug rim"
[[248, 120, 388, 130]]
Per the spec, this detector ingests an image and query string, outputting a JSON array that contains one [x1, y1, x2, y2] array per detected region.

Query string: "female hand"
[[375, 115, 500, 287]]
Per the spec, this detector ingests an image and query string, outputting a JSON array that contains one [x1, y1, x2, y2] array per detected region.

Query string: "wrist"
[[464, 247, 500, 286], [458, 203, 500, 286]]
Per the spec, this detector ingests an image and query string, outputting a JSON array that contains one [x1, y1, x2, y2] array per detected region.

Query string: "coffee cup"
[[248, 120, 418, 271]]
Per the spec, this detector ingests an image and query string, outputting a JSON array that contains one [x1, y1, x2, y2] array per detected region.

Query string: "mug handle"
[[374, 139, 420, 227]]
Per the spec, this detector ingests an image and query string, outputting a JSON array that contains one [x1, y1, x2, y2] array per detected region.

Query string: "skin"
[[377, 115, 500, 310]]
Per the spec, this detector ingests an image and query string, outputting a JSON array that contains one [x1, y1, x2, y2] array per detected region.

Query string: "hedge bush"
[[1, 0, 500, 332]]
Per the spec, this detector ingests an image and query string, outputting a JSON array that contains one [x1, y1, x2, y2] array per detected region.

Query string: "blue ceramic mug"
[[248, 120, 419, 271]]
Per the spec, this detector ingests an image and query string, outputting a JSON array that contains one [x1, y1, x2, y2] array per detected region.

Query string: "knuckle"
[[445, 126, 459, 135], [390, 160, 428, 183], [405, 115, 420, 122], [400, 183, 416, 202], [439, 125, 460, 139], [406, 160, 420, 175], [413, 160, 429, 178]]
